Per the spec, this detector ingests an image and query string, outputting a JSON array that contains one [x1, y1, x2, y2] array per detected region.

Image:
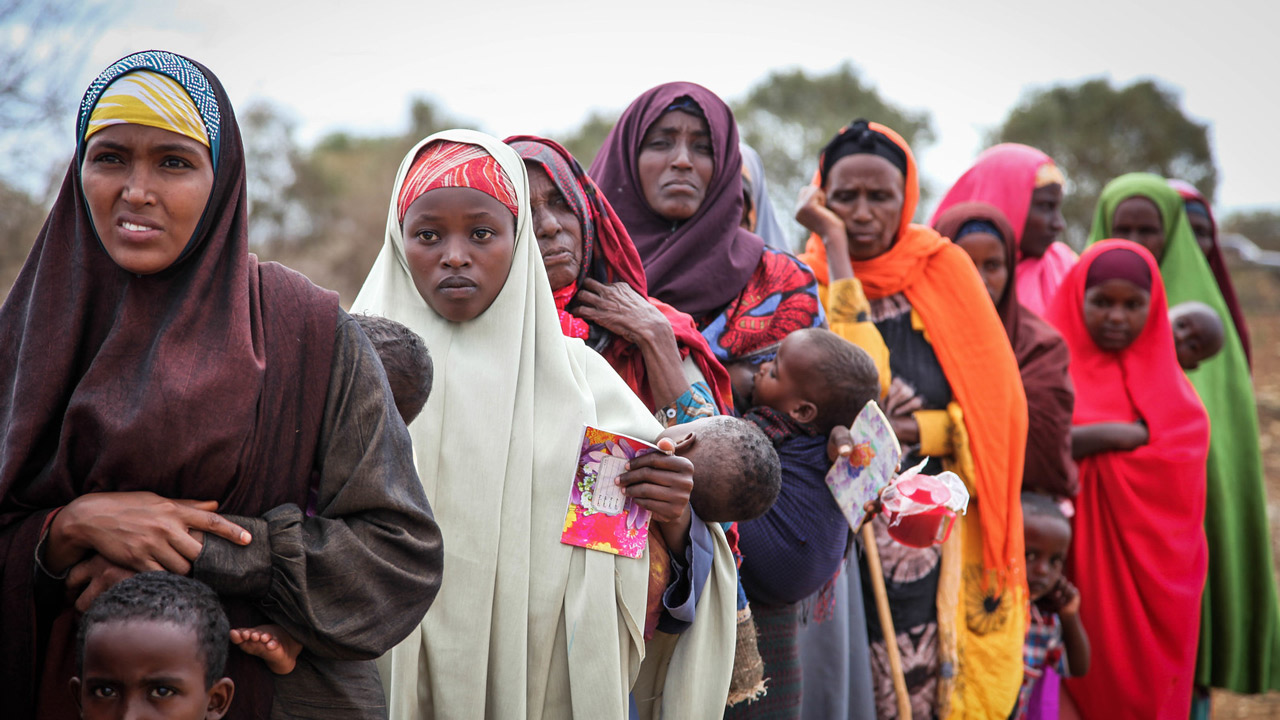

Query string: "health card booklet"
[[825, 400, 902, 531], [560, 425, 658, 558]]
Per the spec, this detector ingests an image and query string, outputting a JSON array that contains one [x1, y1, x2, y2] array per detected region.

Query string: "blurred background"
[[2, 2, 1278, 712]]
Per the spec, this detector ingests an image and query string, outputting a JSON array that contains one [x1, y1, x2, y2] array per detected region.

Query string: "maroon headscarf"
[[0, 51, 337, 718], [1169, 179, 1251, 368], [588, 82, 766, 320], [934, 202, 1077, 497], [508, 135, 733, 413]]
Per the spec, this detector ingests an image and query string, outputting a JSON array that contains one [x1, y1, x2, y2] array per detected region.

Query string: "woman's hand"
[[795, 186, 846, 244], [66, 554, 135, 612], [574, 278, 671, 345], [619, 437, 693, 553], [46, 491, 252, 576], [884, 377, 923, 446]]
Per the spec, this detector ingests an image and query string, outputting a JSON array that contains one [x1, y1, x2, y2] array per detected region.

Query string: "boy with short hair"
[[72, 572, 235, 720], [1014, 492, 1091, 719], [1169, 301, 1226, 371]]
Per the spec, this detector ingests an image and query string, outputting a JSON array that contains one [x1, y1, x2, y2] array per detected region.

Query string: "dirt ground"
[[1210, 265, 1280, 718]]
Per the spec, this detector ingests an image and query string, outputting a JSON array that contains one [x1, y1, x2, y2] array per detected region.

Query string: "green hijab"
[[1090, 173, 1280, 692]]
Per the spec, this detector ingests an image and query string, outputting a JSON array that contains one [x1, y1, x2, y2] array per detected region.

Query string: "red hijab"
[[934, 202, 1076, 497], [508, 135, 732, 414], [0, 51, 337, 717], [1169, 179, 1251, 368], [1047, 240, 1208, 720]]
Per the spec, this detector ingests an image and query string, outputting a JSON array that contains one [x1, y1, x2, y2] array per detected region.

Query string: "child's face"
[[726, 360, 757, 416], [1024, 514, 1072, 602], [750, 335, 815, 418], [1170, 306, 1224, 371], [73, 620, 233, 720], [402, 187, 517, 323], [1083, 279, 1150, 352]]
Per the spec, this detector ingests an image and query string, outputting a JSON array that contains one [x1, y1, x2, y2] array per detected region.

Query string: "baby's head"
[[1021, 492, 1072, 603], [751, 328, 880, 434], [73, 572, 234, 720], [1168, 301, 1225, 371], [354, 313, 433, 424], [657, 415, 780, 523]]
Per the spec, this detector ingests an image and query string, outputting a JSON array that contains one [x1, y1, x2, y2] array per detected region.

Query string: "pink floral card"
[[560, 425, 658, 559], [825, 400, 901, 531]]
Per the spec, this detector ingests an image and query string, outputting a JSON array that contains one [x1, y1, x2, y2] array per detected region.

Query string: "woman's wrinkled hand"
[[66, 554, 136, 613], [574, 278, 671, 345], [48, 491, 251, 576], [795, 186, 846, 243], [884, 377, 923, 446]]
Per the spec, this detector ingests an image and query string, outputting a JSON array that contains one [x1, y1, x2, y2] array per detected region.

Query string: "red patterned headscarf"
[[397, 141, 519, 222]]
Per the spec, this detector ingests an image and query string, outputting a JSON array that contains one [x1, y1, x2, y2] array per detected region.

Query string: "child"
[[232, 314, 433, 674], [658, 414, 781, 524], [72, 572, 235, 720], [1169, 301, 1225, 371], [1013, 492, 1091, 720], [725, 327, 881, 718]]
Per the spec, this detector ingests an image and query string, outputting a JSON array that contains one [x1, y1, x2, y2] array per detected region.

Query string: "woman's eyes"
[[91, 152, 123, 165], [91, 685, 118, 698], [413, 229, 438, 243], [472, 228, 494, 241], [150, 686, 177, 698], [161, 156, 194, 170], [694, 142, 713, 156]]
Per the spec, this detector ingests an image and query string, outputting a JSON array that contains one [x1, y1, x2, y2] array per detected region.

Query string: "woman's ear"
[[206, 677, 235, 720], [789, 400, 818, 425]]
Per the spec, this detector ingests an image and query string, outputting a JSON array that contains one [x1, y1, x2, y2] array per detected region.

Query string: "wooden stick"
[[863, 523, 912, 720]]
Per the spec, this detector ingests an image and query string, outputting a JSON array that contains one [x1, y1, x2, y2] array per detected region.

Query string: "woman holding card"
[[351, 129, 736, 719]]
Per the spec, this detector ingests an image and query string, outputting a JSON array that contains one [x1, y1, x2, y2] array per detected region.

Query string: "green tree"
[[559, 110, 619, 170], [733, 62, 934, 247], [992, 78, 1215, 248]]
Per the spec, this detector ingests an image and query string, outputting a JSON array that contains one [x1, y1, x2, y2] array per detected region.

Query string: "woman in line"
[[740, 142, 792, 251], [1168, 179, 1251, 367], [933, 203, 1075, 498], [797, 119, 1028, 719], [0, 51, 443, 718], [352, 130, 736, 719], [1089, 174, 1280, 707], [930, 143, 1074, 316], [1045, 241, 1209, 719], [505, 134, 732, 423], [589, 82, 824, 364]]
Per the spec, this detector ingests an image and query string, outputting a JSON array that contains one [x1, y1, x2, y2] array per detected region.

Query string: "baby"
[[73, 572, 235, 720], [657, 414, 781, 524], [1169, 301, 1225, 371], [1012, 492, 1091, 719], [232, 314, 433, 674]]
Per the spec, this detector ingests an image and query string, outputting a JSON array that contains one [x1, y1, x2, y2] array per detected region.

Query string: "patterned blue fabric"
[[655, 381, 718, 426], [77, 50, 221, 168]]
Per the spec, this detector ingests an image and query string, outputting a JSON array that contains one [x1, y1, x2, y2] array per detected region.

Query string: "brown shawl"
[[0, 51, 338, 718], [934, 202, 1077, 497]]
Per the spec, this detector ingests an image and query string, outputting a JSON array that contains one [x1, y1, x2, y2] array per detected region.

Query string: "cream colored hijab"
[[353, 129, 734, 719]]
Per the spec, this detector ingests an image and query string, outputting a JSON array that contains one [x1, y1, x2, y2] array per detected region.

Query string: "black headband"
[[820, 119, 908, 184]]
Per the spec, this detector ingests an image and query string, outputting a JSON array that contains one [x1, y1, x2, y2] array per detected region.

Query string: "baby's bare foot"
[[230, 624, 302, 675]]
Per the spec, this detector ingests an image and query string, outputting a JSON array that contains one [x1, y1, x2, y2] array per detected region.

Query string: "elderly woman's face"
[[402, 187, 516, 323], [823, 154, 904, 261], [526, 163, 583, 292], [637, 109, 714, 222], [81, 124, 214, 275], [1110, 197, 1166, 261]]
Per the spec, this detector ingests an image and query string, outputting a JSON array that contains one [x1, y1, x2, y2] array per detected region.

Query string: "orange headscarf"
[[800, 122, 1028, 593]]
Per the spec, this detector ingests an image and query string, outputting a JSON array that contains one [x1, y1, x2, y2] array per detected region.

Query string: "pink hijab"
[[931, 143, 1076, 316]]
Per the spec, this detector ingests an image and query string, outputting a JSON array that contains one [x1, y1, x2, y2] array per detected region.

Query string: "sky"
[[13, 0, 1280, 215]]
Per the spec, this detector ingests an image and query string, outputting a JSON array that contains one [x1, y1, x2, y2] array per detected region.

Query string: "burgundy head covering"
[[1169, 179, 1251, 367], [507, 135, 733, 413], [588, 82, 765, 319], [1085, 247, 1153, 291], [0, 51, 337, 716], [935, 202, 1077, 497]]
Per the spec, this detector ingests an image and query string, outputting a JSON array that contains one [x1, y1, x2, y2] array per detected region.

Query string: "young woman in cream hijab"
[[352, 129, 736, 719]]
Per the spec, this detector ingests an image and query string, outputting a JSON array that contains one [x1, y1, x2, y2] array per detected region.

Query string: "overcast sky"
[[29, 0, 1280, 214]]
